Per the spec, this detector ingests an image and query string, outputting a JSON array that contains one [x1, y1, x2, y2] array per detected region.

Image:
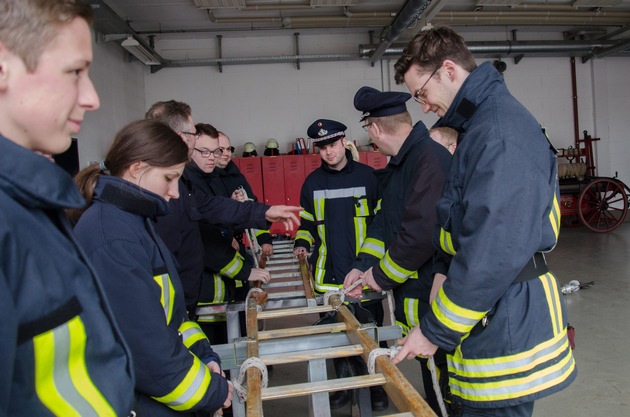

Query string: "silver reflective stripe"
[[313, 186, 366, 200], [163, 364, 208, 407], [52, 325, 99, 417], [433, 295, 479, 330], [452, 352, 575, 399]]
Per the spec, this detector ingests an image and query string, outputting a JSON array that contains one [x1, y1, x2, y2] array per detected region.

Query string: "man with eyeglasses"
[[344, 86, 452, 415], [213, 131, 274, 259], [185, 124, 270, 346], [146, 101, 300, 319], [390, 27, 576, 417]]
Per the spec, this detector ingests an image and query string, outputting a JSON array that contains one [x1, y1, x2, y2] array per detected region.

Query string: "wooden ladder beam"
[[333, 297, 437, 417]]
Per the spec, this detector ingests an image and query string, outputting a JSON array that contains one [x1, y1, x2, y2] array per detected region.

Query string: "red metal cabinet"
[[365, 151, 388, 169], [282, 155, 305, 207], [233, 157, 264, 202], [303, 153, 321, 178]]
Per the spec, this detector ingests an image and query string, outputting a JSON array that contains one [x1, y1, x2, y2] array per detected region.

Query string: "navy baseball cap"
[[354, 86, 412, 122], [307, 119, 347, 147]]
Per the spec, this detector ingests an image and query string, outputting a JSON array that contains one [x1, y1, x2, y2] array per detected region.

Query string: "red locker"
[[365, 151, 388, 169], [303, 153, 321, 177], [358, 151, 368, 165], [282, 155, 305, 207], [233, 157, 264, 202], [261, 156, 286, 206], [261, 156, 286, 235]]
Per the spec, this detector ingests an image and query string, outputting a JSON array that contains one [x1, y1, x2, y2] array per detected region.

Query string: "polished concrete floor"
[[258, 223, 630, 416]]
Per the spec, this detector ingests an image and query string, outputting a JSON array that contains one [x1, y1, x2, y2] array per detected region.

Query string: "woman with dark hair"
[[72, 119, 232, 417]]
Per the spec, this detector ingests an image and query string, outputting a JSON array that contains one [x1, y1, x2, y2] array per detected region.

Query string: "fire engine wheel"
[[578, 178, 629, 233]]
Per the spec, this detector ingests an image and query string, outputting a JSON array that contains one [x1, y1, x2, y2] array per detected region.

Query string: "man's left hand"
[[391, 325, 438, 365]]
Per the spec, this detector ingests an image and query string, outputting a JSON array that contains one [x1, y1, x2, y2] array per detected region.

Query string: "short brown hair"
[[145, 100, 193, 133], [195, 123, 219, 139], [394, 26, 477, 85], [367, 111, 412, 135], [0, 0, 93, 72]]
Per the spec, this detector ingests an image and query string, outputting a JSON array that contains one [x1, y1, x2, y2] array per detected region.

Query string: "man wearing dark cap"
[[344, 86, 453, 415], [293, 119, 383, 410]]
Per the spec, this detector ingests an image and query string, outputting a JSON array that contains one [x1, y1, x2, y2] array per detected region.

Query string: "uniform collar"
[[93, 175, 169, 219], [0, 135, 85, 209], [389, 120, 430, 166], [437, 61, 506, 133]]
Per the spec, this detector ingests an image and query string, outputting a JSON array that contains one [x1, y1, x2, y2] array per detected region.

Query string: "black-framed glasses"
[[181, 131, 201, 137], [362, 123, 373, 131], [194, 147, 223, 158], [220, 146, 235, 153], [413, 65, 441, 105]]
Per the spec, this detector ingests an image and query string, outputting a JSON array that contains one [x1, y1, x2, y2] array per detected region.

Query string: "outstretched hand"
[[265, 205, 302, 232]]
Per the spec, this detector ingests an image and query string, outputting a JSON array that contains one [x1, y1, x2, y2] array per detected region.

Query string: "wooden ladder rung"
[[258, 322, 346, 340], [262, 344, 363, 365], [257, 304, 333, 319], [261, 374, 387, 401], [380, 413, 415, 417]]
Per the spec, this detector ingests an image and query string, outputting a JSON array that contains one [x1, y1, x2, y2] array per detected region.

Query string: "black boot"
[[369, 385, 389, 411], [330, 357, 353, 409]]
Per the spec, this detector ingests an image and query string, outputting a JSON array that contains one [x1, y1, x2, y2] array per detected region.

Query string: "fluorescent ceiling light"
[[193, 0, 246, 8], [121, 37, 161, 66], [572, 0, 622, 7]]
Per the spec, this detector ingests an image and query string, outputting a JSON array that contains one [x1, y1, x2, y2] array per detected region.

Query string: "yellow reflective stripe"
[[354, 198, 370, 217], [395, 320, 410, 335], [220, 252, 244, 278], [539, 273, 563, 335], [403, 297, 420, 328], [439, 228, 456, 255], [380, 251, 416, 283], [432, 286, 486, 334], [374, 198, 382, 214], [359, 237, 384, 258], [213, 273, 225, 303], [450, 336, 575, 402], [197, 313, 227, 323], [33, 316, 115, 417], [154, 272, 175, 325], [180, 321, 207, 349], [299, 210, 314, 221], [353, 216, 367, 256], [153, 355, 211, 411], [549, 193, 561, 240], [253, 229, 270, 237], [295, 230, 314, 246]]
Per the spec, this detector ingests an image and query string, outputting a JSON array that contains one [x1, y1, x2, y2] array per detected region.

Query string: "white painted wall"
[[77, 38, 146, 166], [81, 33, 630, 187]]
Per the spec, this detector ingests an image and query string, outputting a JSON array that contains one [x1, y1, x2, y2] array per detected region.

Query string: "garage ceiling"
[[92, 0, 630, 70]]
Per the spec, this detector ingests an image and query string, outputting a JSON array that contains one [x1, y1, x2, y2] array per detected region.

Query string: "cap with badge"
[[353, 86, 412, 122], [307, 119, 347, 147]]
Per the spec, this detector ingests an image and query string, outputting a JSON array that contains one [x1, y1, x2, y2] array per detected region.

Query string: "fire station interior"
[[54, 1, 630, 416]]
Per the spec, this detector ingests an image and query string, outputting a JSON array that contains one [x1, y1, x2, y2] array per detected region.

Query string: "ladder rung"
[[261, 374, 386, 400]]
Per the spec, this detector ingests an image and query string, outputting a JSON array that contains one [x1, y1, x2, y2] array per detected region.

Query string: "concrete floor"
[[258, 223, 630, 416]]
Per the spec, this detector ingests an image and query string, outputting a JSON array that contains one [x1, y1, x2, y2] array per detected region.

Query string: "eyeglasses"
[[220, 146, 235, 153], [194, 147, 223, 158], [413, 65, 441, 105], [181, 131, 201, 137], [362, 123, 373, 131]]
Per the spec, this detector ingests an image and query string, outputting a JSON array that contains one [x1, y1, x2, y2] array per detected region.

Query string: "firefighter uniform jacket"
[[185, 162, 257, 305], [154, 170, 269, 315], [0, 136, 135, 417], [423, 62, 576, 408], [294, 150, 379, 293], [351, 122, 451, 331], [211, 160, 273, 247], [74, 176, 229, 416]]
